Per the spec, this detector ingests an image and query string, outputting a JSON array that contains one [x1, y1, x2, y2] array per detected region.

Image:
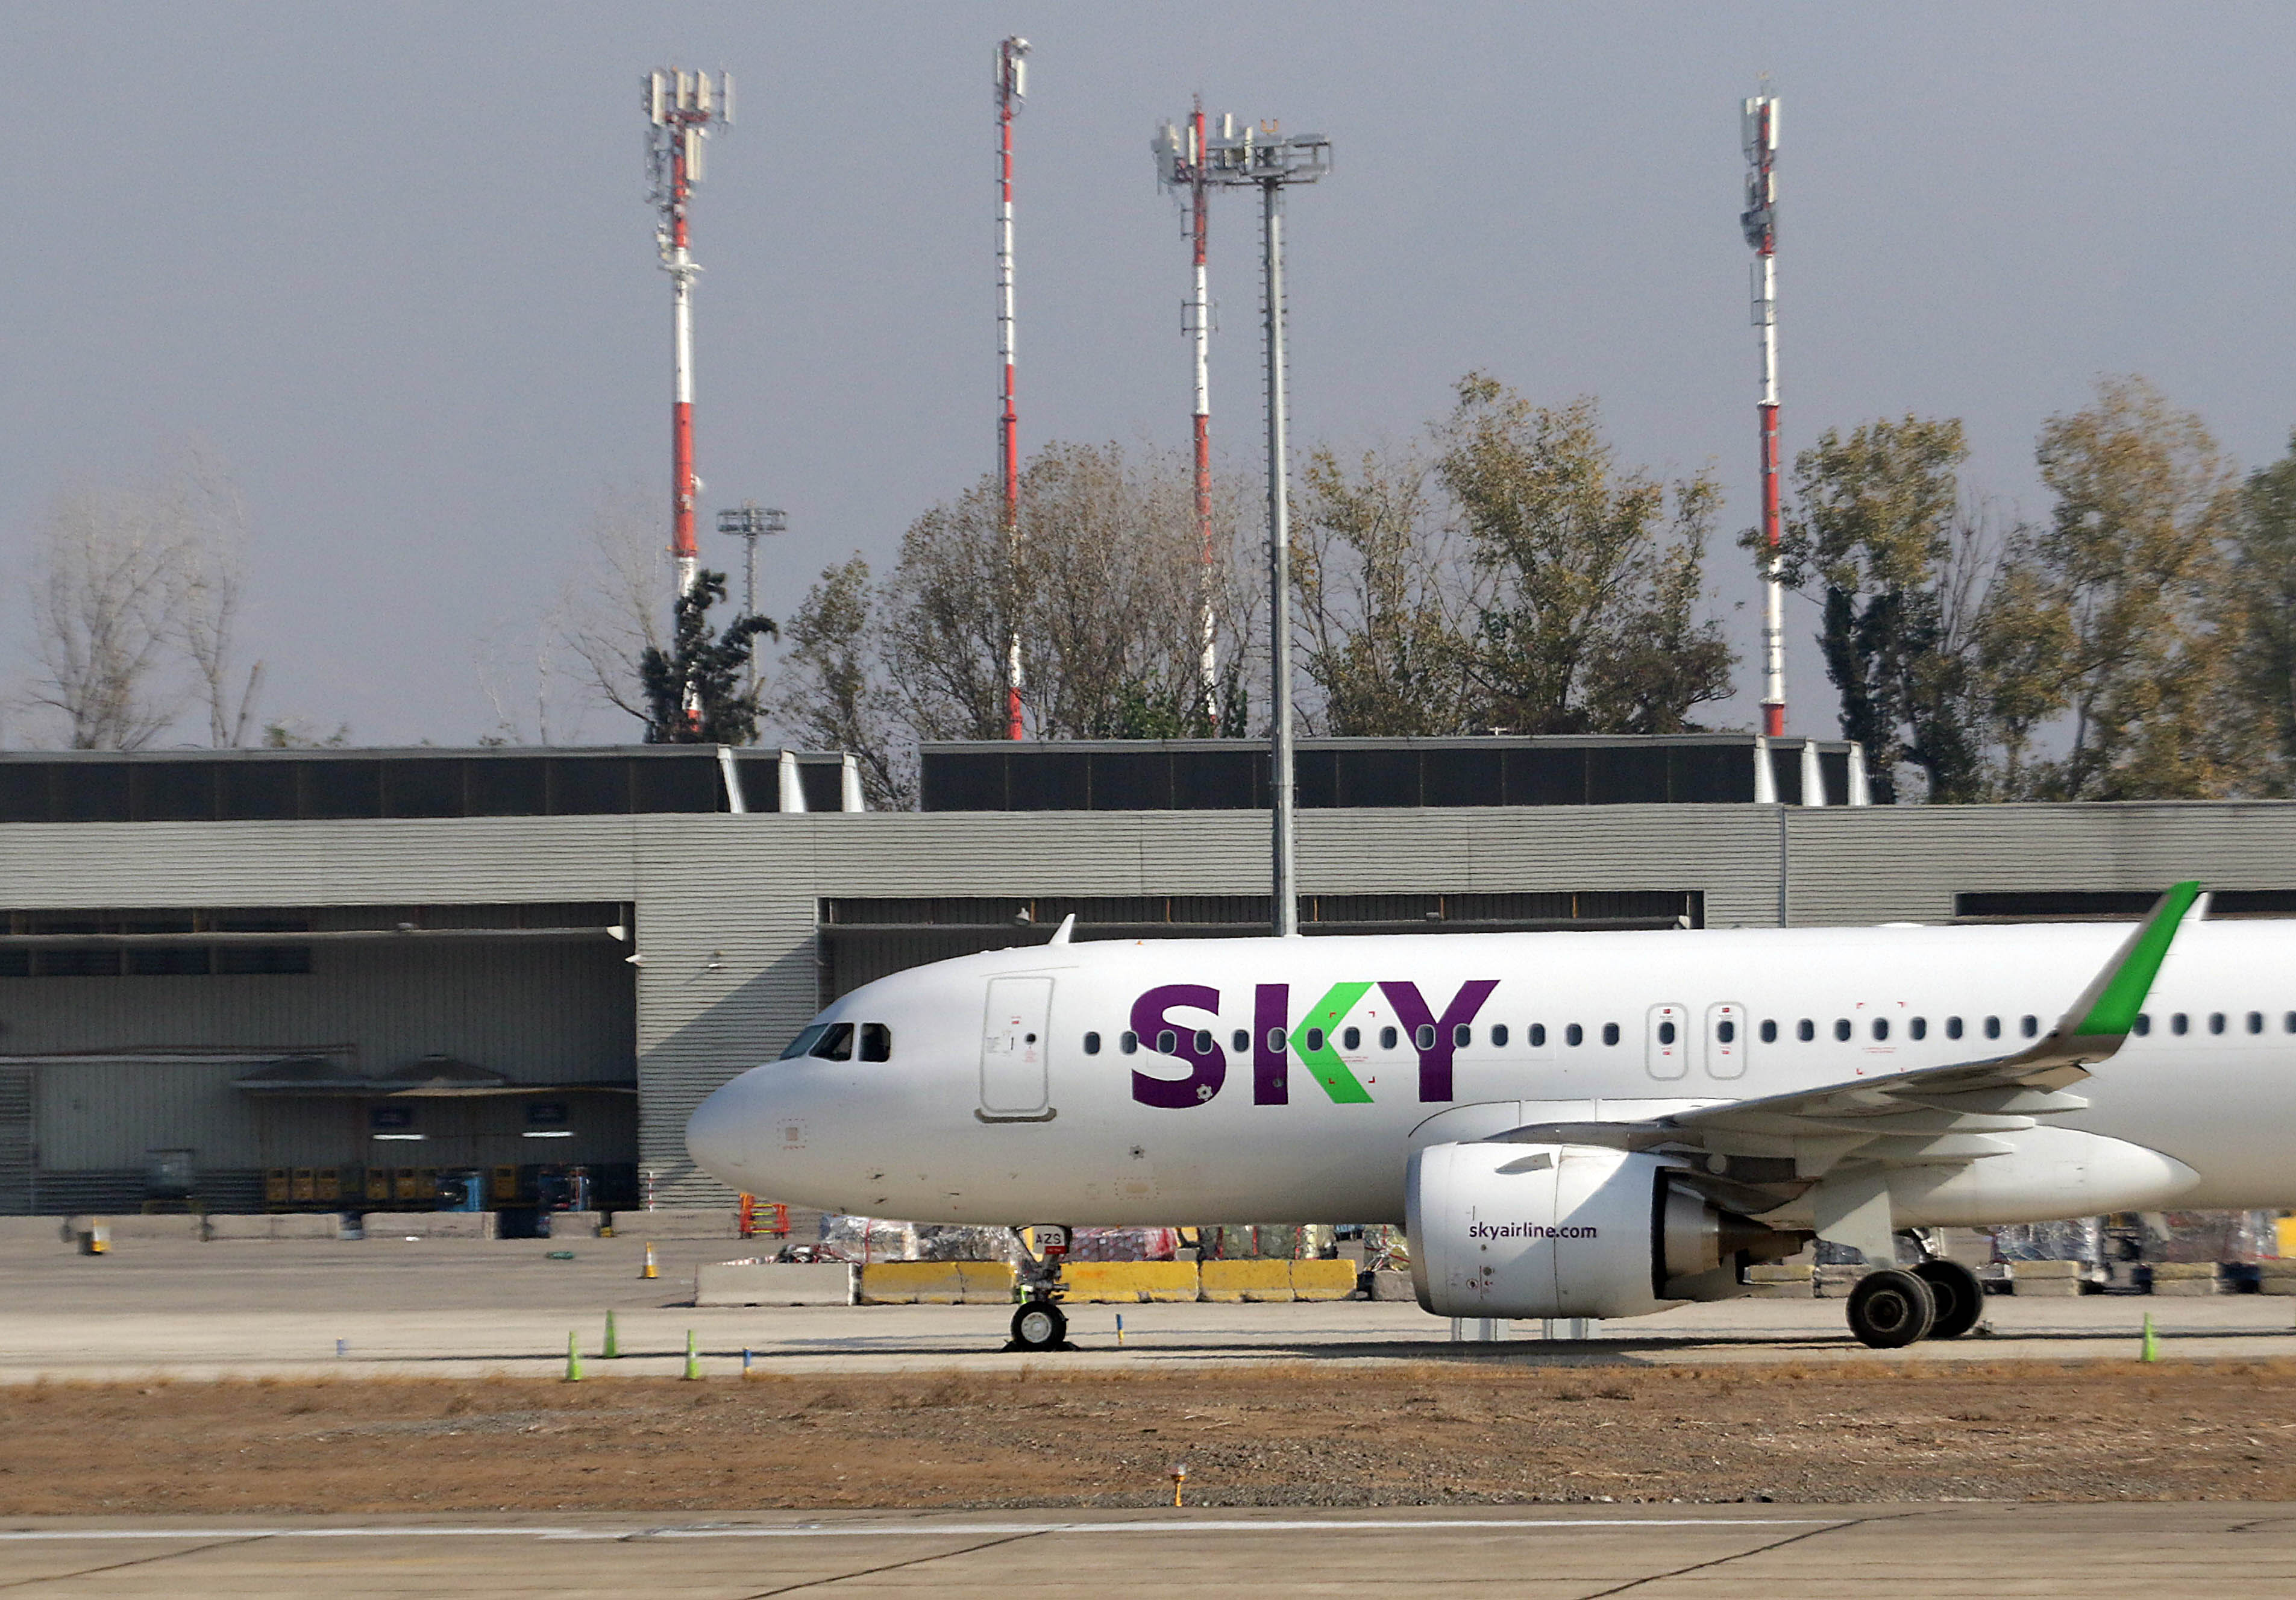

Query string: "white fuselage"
[[686, 920, 2296, 1227]]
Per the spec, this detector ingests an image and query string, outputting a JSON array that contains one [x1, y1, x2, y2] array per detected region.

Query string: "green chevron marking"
[[1291, 982, 1374, 1104]]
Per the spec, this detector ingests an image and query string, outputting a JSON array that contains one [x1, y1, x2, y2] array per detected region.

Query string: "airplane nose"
[[685, 1071, 757, 1189]]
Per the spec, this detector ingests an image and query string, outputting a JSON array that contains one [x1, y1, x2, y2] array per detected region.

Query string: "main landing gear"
[[1845, 1257, 1986, 1349], [1006, 1223, 1074, 1353]]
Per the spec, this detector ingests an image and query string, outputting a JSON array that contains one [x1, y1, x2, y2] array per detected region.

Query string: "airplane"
[[688, 881, 2267, 1352]]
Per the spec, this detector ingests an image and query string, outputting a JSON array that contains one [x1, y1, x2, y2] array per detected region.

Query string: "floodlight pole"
[[717, 501, 787, 694], [1203, 125, 1330, 939]]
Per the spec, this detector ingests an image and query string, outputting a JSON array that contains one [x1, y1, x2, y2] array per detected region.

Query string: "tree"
[[1768, 416, 1983, 802], [24, 450, 262, 750], [881, 442, 1253, 742], [638, 571, 777, 745], [1291, 445, 1478, 735], [1438, 375, 1733, 733], [2222, 431, 2296, 794], [559, 487, 671, 732], [2013, 375, 2239, 799], [772, 556, 914, 808]]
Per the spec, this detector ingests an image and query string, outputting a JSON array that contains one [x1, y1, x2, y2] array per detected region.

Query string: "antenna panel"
[[650, 71, 665, 125], [720, 72, 735, 126]]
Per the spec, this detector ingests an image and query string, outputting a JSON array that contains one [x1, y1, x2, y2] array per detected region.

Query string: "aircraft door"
[[980, 976, 1054, 1117], [1645, 1003, 1690, 1081], [1705, 1002, 1747, 1080]]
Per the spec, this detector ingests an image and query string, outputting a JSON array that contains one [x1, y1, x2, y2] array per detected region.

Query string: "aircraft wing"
[[1490, 881, 2205, 1255]]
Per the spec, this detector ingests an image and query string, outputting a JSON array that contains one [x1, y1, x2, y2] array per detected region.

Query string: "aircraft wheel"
[[1846, 1267, 1936, 1349], [1009, 1299, 1067, 1352], [1913, 1258, 1984, 1340]]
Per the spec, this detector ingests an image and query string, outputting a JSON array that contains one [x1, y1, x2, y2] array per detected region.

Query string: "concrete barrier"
[[2257, 1263, 2296, 1296], [1290, 1259, 1359, 1301], [695, 1261, 856, 1306], [859, 1260, 1017, 1305], [64, 1213, 203, 1241], [204, 1214, 342, 1241], [1745, 1263, 1815, 1298], [360, 1212, 497, 1240], [608, 1208, 739, 1240], [1199, 1259, 1294, 1303], [2150, 1262, 2222, 1296], [1367, 1269, 1418, 1302], [545, 1211, 604, 1238], [2007, 1260, 2086, 1297], [1061, 1261, 1199, 1303], [0, 1217, 72, 1246]]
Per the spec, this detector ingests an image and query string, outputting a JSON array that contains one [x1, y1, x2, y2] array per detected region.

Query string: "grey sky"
[[5, 3, 2293, 746]]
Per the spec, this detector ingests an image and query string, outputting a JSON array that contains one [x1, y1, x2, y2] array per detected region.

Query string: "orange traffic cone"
[[641, 1241, 658, 1280]]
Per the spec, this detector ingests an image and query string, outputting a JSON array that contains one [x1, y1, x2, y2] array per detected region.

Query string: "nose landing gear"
[[1005, 1223, 1076, 1353]]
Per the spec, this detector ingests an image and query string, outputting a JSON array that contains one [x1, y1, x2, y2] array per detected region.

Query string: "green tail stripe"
[[2076, 880, 2202, 1037], [1291, 982, 1374, 1105]]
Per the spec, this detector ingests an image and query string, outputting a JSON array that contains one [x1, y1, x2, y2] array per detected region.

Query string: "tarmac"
[[3, 1234, 2294, 1379], [2, 1504, 2293, 1596]]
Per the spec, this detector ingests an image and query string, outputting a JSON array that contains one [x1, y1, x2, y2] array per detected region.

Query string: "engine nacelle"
[[1407, 1140, 1800, 1319]]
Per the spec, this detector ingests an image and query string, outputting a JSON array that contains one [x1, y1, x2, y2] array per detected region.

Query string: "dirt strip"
[[2, 1358, 2293, 1513]]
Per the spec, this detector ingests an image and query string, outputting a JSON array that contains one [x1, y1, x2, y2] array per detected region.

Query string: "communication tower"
[[1199, 121, 1332, 937], [645, 68, 733, 619], [1153, 98, 1220, 712], [996, 38, 1029, 741], [1742, 87, 1784, 738]]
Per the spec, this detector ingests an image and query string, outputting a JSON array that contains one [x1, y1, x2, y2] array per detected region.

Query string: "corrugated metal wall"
[[6, 800, 2296, 1206]]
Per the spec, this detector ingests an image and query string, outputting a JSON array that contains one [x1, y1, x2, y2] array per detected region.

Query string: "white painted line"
[[0, 1517, 1836, 1543]]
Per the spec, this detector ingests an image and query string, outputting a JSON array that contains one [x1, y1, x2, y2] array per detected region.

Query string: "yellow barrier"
[[859, 1261, 1017, 1304], [1198, 1259, 1294, 1303], [1061, 1261, 1200, 1303], [1289, 1259, 1359, 1301]]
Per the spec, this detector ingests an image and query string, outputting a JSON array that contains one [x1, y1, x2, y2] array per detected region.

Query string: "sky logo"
[[1128, 980, 1499, 1109]]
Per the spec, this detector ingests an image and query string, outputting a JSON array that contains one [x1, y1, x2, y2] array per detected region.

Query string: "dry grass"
[[2, 1359, 2292, 1513]]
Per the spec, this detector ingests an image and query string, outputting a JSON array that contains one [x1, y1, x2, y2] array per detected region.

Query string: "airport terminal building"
[[4, 735, 2295, 1222]]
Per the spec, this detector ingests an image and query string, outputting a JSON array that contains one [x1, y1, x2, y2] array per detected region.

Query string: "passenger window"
[[2248, 1012, 2263, 1035], [2021, 1015, 2039, 1038], [2208, 1012, 2226, 1036], [1415, 1025, 1436, 1050], [1566, 1023, 1584, 1047], [1946, 1016, 1963, 1040], [1759, 1019, 1777, 1044], [1910, 1017, 1927, 1041], [1454, 1024, 1472, 1048], [1601, 1022, 1620, 1046], [1717, 1020, 1736, 1044], [1343, 1026, 1361, 1050], [1796, 1019, 1814, 1043], [1194, 1029, 1214, 1053], [859, 1023, 892, 1062], [1267, 1027, 1287, 1053], [1120, 1031, 1140, 1055], [2172, 1014, 2189, 1036], [1833, 1018, 1851, 1042], [1872, 1018, 1889, 1041], [1491, 1024, 1511, 1047], [1303, 1027, 1323, 1052], [1658, 1021, 1677, 1045], [1529, 1023, 1546, 1047], [1084, 1032, 1102, 1055], [1156, 1029, 1178, 1053], [811, 1023, 853, 1061], [1984, 1017, 2001, 1040], [1380, 1026, 1399, 1050], [2135, 1014, 2151, 1035], [1232, 1029, 1249, 1053], [780, 1023, 829, 1061], [2286, 1012, 2296, 1034]]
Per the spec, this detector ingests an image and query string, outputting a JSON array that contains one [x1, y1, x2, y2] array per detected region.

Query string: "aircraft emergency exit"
[[688, 883, 2267, 1350]]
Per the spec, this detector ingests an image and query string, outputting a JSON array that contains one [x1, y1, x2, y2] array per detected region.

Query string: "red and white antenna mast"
[[1742, 86, 1784, 738], [645, 68, 733, 628], [996, 37, 1029, 741], [1156, 99, 1220, 714]]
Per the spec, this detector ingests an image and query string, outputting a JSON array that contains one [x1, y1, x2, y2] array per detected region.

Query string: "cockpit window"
[[859, 1023, 892, 1062], [809, 1022, 854, 1061], [780, 1024, 829, 1061]]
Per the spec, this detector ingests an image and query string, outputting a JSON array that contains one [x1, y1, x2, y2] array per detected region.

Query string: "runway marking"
[[0, 1517, 1834, 1543]]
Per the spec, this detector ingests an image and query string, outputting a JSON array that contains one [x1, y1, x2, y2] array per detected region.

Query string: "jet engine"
[[1407, 1139, 1805, 1319]]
